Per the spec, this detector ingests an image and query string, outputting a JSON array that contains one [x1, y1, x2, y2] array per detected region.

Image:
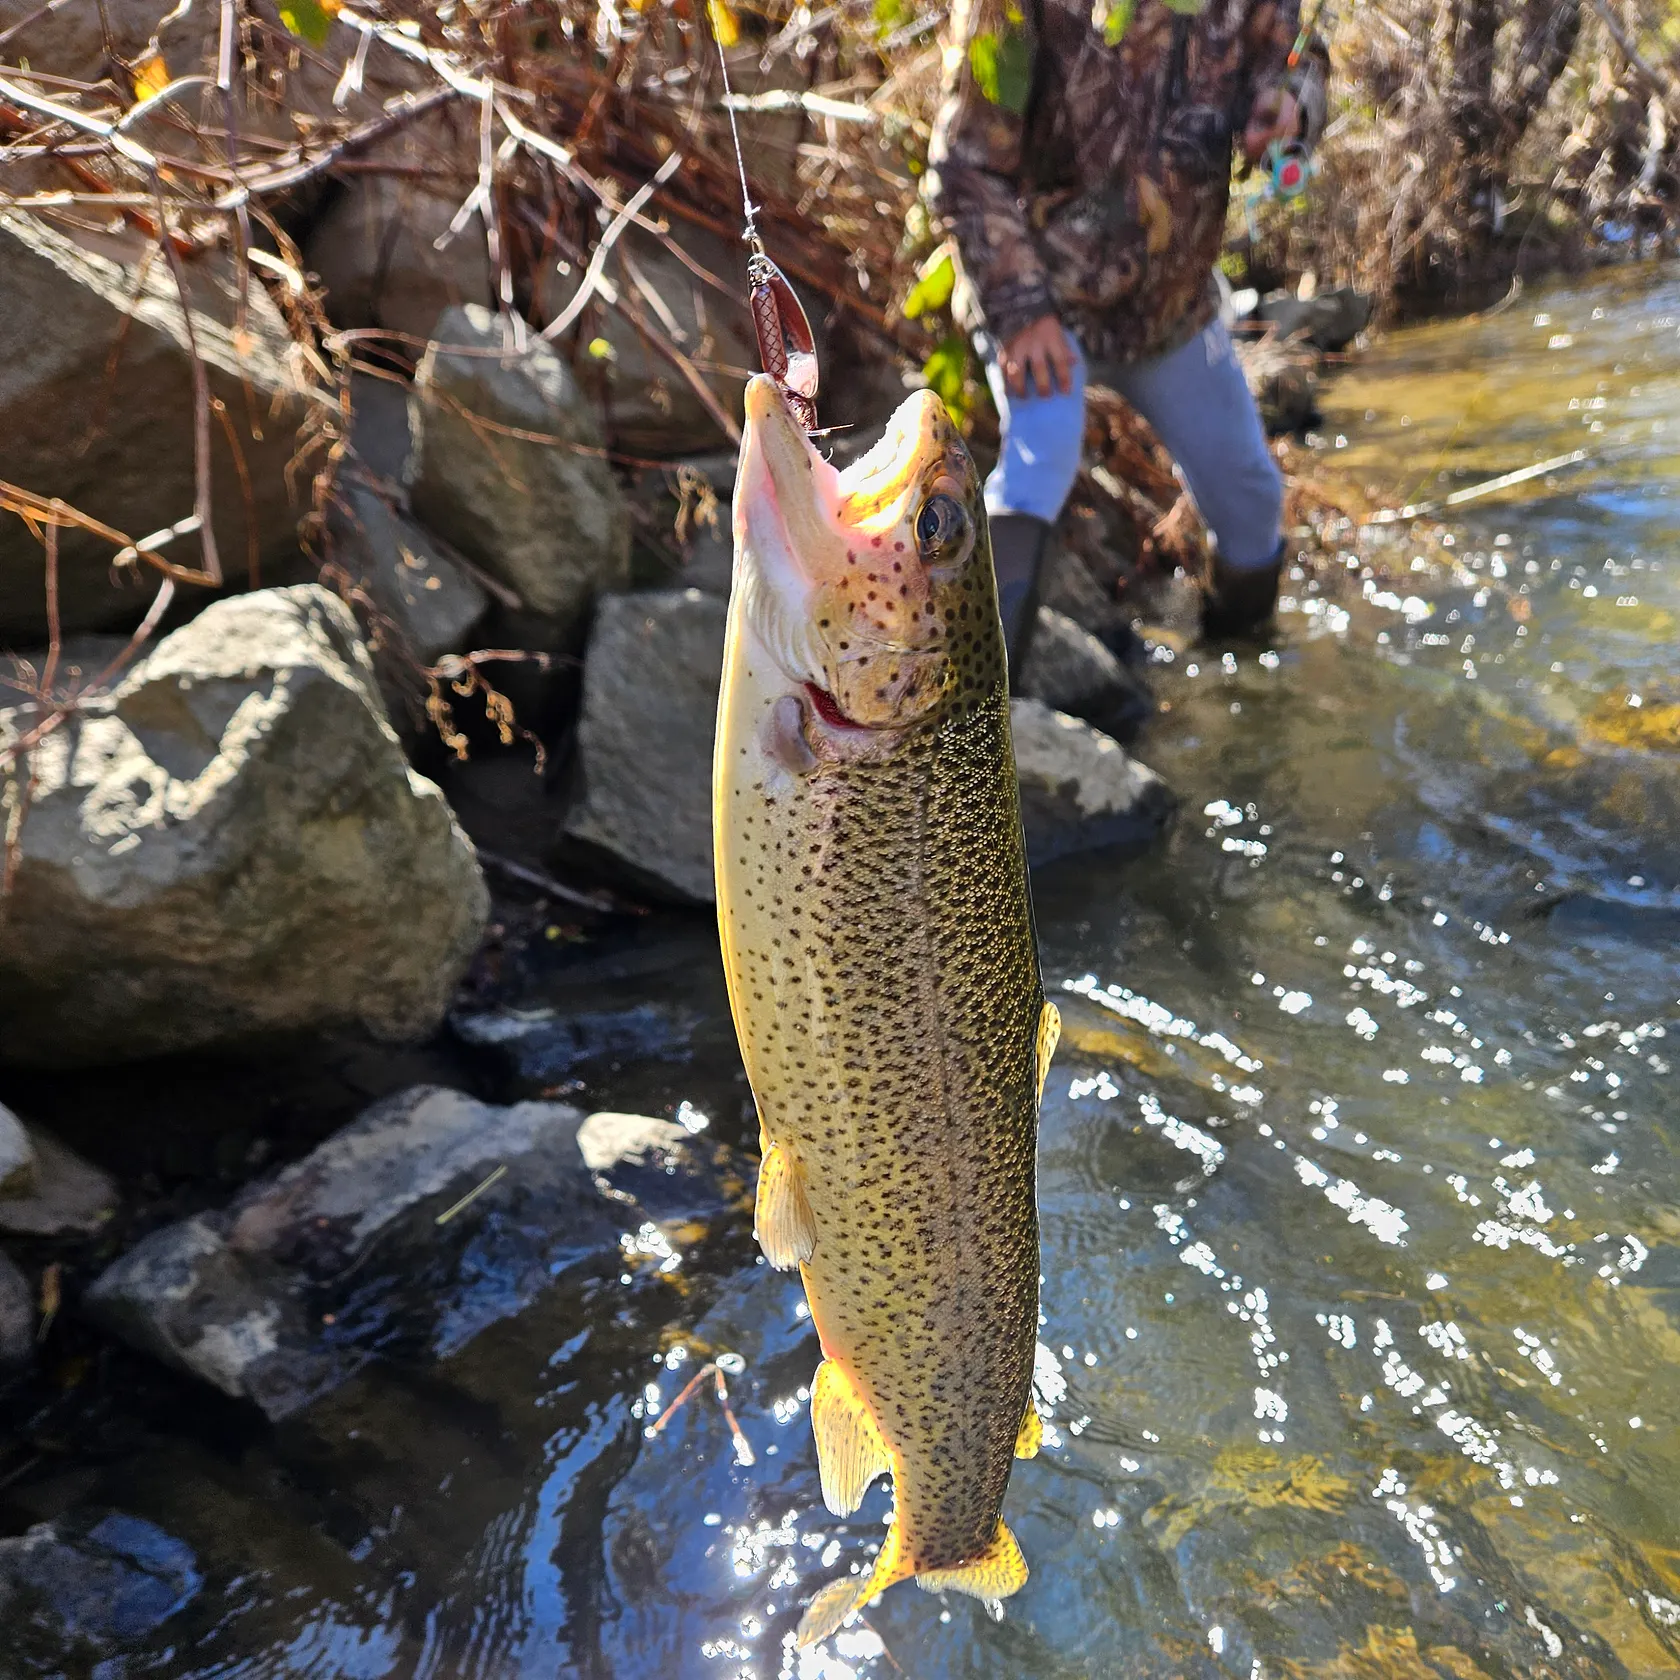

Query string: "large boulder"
[[563, 589, 725, 903], [84, 1086, 736, 1417], [563, 591, 1176, 902], [0, 1128, 117, 1239], [409, 305, 630, 649], [0, 585, 488, 1067], [1009, 697, 1177, 864], [0, 212, 310, 640]]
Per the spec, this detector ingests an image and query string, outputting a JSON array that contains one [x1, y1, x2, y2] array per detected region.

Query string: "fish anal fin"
[[915, 1520, 1029, 1602], [1014, 1399, 1043, 1460], [811, 1358, 891, 1516], [1035, 1000, 1061, 1110], [754, 1143, 816, 1270], [796, 1520, 907, 1648]]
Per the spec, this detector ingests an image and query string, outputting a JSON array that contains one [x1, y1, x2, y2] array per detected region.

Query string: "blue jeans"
[[980, 319, 1284, 569]]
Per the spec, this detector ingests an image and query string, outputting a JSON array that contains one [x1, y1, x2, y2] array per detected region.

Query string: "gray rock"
[[0, 1512, 201, 1643], [0, 585, 488, 1066], [0, 1100, 35, 1197], [1019, 607, 1153, 740], [0, 1130, 115, 1237], [346, 370, 417, 483], [592, 225, 767, 458], [409, 305, 630, 649], [84, 1215, 339, 1416], [1009, 697, 1177, 865], [328, 474, 489, 665], [85, 1085, 734, 1416], [305, 175, 494, 346], [1255, 286, 1373, 352], [0, 211, 308, 640], [0, 1249, 31, 1367], [563, 589, 725, 903]]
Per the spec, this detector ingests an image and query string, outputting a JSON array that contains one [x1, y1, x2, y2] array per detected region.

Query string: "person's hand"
[[1242, 86, 1301, 165], [1000, 315, 1076, 399]]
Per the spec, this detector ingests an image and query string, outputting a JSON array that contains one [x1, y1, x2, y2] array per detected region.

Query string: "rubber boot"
[[1201, 539, 1285, 640], [989, 512, 1052, 691]]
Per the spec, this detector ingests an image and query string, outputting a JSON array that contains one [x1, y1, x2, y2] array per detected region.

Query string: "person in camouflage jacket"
[[925, 0, 1329, 654]]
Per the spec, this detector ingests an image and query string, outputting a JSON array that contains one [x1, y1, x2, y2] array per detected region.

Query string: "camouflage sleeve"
[[923, 0, 1054, 349]]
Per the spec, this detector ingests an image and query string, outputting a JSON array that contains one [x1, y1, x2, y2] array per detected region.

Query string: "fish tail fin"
[[914, 1519, 1029, 1602], [795, 1519, 909, 1648]]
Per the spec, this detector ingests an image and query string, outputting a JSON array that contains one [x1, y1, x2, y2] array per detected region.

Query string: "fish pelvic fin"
[[1014, 1398, 1043, 1460], [1035, 1000, 1062, 1111], [811, 1357, 892, 1515], [914, 1519, 1029, 1602], [796, 1519, 909, 1648], [754, 1143, 817, 1270]]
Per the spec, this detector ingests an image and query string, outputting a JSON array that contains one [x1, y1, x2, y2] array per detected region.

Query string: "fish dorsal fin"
[[797, 1518, 908, 1648], [754, 1142, 817, 1270], [1035, 1000, 1062, 1110], [914, 1519, 1030, 1601], [811, 1357, 891, 1516], [1014, 1398, 1043, 1460]]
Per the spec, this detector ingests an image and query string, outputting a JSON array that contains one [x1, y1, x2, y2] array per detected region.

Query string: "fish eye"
[[915, 493, 969, 559]]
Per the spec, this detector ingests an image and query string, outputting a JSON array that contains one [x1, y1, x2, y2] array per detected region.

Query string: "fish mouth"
[[804, 681, 869, 732]]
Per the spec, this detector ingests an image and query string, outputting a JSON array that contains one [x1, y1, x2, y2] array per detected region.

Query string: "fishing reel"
[[1262, 137, 1315, 202]]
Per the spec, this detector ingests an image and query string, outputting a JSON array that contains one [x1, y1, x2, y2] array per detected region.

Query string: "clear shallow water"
[[13, 266, 1680, 1680]]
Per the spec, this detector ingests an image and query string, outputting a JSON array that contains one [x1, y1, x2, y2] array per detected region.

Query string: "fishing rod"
[[714, 21, 821, 433]]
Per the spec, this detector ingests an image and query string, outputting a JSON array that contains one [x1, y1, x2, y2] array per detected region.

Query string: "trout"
[[713, 376, 1059, 1646]]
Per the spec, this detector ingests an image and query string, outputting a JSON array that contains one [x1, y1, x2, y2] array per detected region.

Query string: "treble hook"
[[746, 241, 819, 434]]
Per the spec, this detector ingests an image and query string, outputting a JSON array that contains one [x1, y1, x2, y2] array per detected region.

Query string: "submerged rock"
[[0, 1100, 34, 1197], [85, 1087, 738, 1417], [563, 589, 726, 903], [0, 586, 488, 1067], [1010, 697, 1177, 864], [0, 1511, 201, 1647], [0, 211, 307, 641], [409, 305, 630, 650], [0, 1249, 32, 1368], [1019, 607, 1154, 742], [451, 1000, 700, 1089], [0, 1129, 117, 1238]]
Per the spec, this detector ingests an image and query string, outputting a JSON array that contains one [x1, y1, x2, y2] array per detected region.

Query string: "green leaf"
[[278, 0, 337, 46], [1091, 0, 1136, 45], [873, 0, 914, 36], [902, 253, 955, 321], [1159, 0, 1208, 13], [921, 332, 972, 425], [969, 28, 1031, 115]]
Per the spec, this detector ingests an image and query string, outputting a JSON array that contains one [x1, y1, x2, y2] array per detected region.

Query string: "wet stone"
[[0, 1511, 201, 1651], [0, 1099, 34, 1197], [1010, 698, 1178, 865], [83, 1087, 741, 1417], [1019, 607, 1155, 743], [0, 1128, 116, 1238], [450, 1000, 701, 1091]]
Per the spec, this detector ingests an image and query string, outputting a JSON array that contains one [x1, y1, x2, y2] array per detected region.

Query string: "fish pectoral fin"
[[1035, 1000, 1061, 1110], [915, 1520, 1030, 1601], [1014, 1399, 1043, 1460], [811, 1358, 891, 1515], [754, 1143, 817, 1270], [796, 1520, 907, 1648]]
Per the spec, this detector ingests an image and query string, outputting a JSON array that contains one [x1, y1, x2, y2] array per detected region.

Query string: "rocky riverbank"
[[0, 10, 1376, 1645]]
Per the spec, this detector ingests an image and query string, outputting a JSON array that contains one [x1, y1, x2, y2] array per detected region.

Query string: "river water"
[[9, 266, 1680, 1679]]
